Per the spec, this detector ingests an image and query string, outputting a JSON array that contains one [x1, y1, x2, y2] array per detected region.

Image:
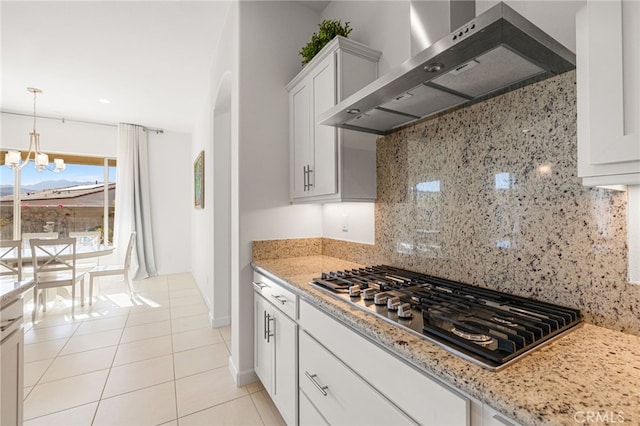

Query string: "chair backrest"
[[124, 232, 136, 270], [0, 240, 23, 281], [23, 232, 58, 249], [30, 238, 77, 285], [69, 231, 101, 248]]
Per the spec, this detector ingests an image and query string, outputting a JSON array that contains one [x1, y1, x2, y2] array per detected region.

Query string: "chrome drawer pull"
[[305, 371, 328, 396], [252, 281, 269, 290], [271, 294, 287, 305], [0, 317, 21, 332]]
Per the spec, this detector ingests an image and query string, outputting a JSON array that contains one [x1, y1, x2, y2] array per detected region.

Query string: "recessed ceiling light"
[[98, 98, 111, 104]]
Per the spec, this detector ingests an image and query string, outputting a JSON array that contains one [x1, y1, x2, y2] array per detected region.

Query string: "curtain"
[[114, 123, 157, 280]]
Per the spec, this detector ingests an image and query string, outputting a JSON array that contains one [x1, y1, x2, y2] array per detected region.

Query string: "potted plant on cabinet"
[[299, 19, 352, 66]]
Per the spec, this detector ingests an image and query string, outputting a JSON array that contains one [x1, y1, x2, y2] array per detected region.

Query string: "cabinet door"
[[254, 293, 272, 389], [272, 310, 297, 426], [299, 331, 415, 426], [291, 81, 312, 198], [311, 53, 338, 197], [577, 0, 640, 185], [1, 328, 24, 426]]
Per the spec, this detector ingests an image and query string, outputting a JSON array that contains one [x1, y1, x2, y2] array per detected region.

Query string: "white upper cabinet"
[[577, 0, 640, 186], [287, 36, 381, 203]]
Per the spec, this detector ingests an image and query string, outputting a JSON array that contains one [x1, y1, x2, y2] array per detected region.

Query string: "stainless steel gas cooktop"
[[311, 265, 583, 371]]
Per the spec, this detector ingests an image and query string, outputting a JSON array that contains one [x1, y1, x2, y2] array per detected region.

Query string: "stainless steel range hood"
[[318, 2, 576, 135]]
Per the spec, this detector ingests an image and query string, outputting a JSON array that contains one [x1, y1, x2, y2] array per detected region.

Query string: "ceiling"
[[1, 1, 230, 133]]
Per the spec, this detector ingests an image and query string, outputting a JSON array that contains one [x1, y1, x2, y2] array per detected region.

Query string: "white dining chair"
[[87, 232, 136, 304], [30, 237, 84, 321], [69, 231, 102, 276], [0, 239, 32, 285], [22, 232, 58, 249]]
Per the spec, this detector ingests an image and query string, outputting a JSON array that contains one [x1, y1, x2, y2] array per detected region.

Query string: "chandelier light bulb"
[[54, 158, 65, 172], [3, 87, 63, 173], [5, 150, 21, 168]]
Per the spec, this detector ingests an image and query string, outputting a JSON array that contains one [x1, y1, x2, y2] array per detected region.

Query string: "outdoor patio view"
[[0, 159, 116, 243]]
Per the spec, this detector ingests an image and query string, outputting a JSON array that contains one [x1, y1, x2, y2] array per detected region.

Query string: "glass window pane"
[[5, 159, 116, 243]]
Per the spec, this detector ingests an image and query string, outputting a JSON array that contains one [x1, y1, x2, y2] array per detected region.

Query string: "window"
[[0, 153, 116, 244]]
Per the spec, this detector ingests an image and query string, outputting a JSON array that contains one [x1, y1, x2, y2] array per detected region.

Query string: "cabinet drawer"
[[299, 387, 328, 426], [300, 300, 469, 425], [253, 272, 297, 319], [299, 330, 414, 426]]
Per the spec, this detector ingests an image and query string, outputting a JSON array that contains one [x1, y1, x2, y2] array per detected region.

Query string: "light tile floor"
[[22, 273, 285, 426]]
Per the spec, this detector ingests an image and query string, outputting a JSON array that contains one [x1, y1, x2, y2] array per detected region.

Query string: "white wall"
[[234, 1, 324, 385], [322, 202, 375, 244], [1, 113, 117, 156], [147, 130, 192, 275], [189, 0, 244, 380], [1, 113, 192, 275], [476, 0, 584, 53], [322, 1, 411, 76], [319, 0, 413, 246]]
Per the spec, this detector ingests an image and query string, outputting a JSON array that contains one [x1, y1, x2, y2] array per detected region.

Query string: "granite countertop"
[[252, 255, 640, 426], [0, 279, 35, 309]]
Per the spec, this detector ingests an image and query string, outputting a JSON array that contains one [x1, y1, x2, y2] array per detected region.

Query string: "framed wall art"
[[194, 150, 204, 209]]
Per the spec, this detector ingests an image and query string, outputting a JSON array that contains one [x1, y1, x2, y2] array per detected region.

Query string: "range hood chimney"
[[319, 1, 575, 135]]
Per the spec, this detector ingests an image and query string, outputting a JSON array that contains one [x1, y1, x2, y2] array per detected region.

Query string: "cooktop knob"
[[349, 286, 361, 297], [362, 288, 376, 300], [374, 292, 389, 305], [397, 303, 413, 319], [387, 297, 401, 310]]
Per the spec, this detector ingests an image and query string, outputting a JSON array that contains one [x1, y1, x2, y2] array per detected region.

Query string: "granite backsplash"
[[254, 70, 640, 335], [372, 70, 640, 335]]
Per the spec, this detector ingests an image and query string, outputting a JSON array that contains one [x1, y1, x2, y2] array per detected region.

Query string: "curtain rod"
[[0, 110, 164, 134]]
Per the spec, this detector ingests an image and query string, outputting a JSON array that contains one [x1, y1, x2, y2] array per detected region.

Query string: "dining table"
[[0, 243, 115, 308]]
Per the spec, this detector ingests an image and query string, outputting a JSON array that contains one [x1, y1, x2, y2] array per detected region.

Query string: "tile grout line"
[[167, 276, 181, 425], [90, 295, 132, 426], [248, 391, 268, 426]]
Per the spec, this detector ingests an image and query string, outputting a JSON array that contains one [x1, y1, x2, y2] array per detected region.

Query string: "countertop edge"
[[0, 279, 35, 309]]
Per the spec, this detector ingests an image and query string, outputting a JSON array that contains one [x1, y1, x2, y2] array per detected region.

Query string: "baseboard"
[[210, 312, 230, 328], [228, 356, 258, 387]]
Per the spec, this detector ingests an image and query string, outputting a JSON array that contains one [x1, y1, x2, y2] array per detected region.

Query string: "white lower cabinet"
[[253, 273, 297, 425], [1, 297, 25, 426], [299, 330, 415, 425], [299, 299, 469, 425], [252, 271, 522, 426]]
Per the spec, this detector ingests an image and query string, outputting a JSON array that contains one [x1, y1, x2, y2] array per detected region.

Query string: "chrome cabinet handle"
[[266, 313, 274, 343], [306, 165, 313, 190], [252, 281, 269, 290], [271, 294, 287, 305], [303, 165, 308, 191], [263, 310, 268, 340], [305, 371, 328, 396], [303, 164, 314, 192]]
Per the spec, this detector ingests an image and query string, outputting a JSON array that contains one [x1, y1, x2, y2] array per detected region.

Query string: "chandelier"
[[4, 87, 65, 172]]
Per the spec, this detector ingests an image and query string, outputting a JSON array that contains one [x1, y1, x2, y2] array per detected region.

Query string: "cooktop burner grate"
[[311, 265, 583, 370]]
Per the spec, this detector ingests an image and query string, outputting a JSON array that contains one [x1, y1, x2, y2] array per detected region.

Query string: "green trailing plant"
[[299, 19, 352, 66]]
